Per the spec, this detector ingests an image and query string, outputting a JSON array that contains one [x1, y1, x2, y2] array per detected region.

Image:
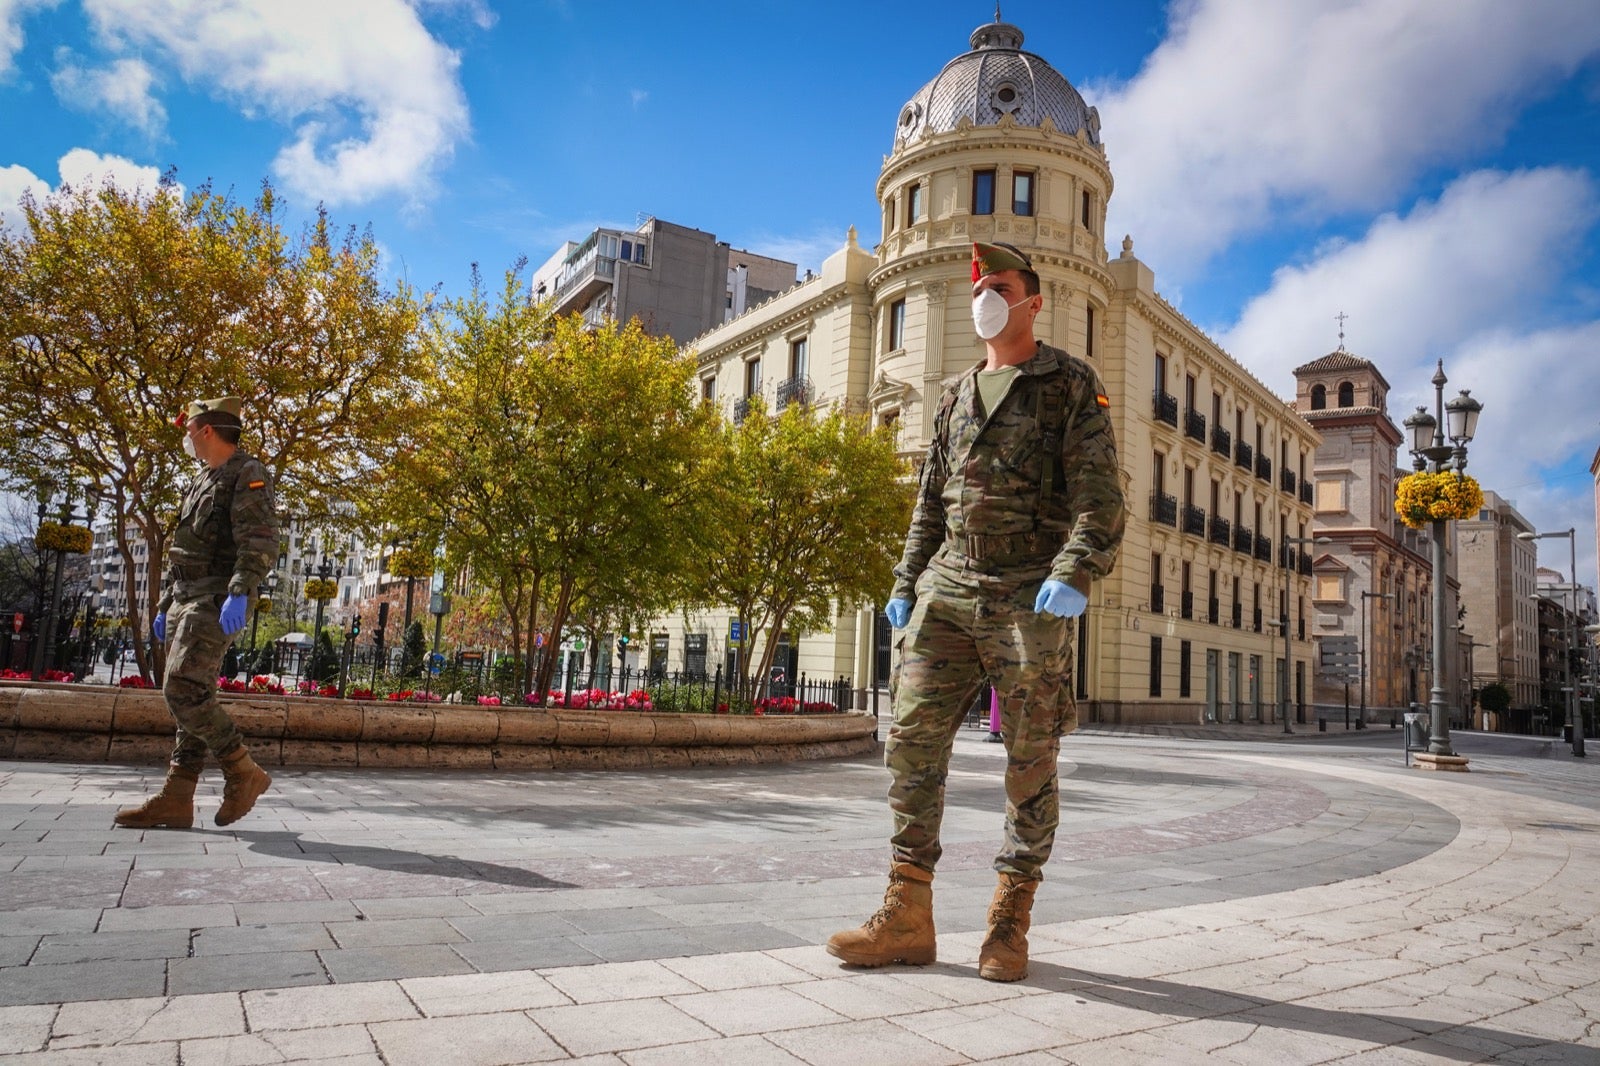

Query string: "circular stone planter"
[[0, 682, 878, 770]]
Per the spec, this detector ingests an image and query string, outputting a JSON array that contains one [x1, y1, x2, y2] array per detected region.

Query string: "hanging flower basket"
[[304, 577, 339, 601], [387, 547, 435, 579], [1394, 471, 1484, 529], [255, 596, 274, 613], [35, 522, 92, 554]]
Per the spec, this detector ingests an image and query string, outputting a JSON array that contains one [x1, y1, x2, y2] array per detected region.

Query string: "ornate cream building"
[[658, 16, 1321, 723]]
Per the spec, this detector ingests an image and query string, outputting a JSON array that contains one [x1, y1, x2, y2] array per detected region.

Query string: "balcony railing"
[[1211, 425, 1231, 457], [1281, 469, 1297, 495], [1153, 391, 1178, 427], [1254, 533, 1273, 562], [1232, 603, 1243, 629], [732, 396, 754, 425], [1253, 608, 1264, 633], [1151, 585, 1166, 613], [1234, 524, 1254, 554], [1281, 544, 1297, 570], [1150, 491, 1178, 527], [1208, 515, 1231, 546], [1182, 504, 1206, 537], [775, 375, 812, 411], [1255, 454, 1272, 482], [1180, 590, 1194, 620], [1299, 554, 1313, 576], [1300, 481, 1314, 506], [1184, 409, 1206, 442], [1235, 440, 1253, 470], [1208, 597, 1220, 625], [1298, 619, 1307, 641]]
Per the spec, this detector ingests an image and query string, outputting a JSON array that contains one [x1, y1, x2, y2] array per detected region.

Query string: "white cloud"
[[0, 0, 60, 78], [0, 161, 49, 228], [1090, 0, 1600, 277], [1, 148, 177, 228], [50, 52, 165, 133], [1217, 166, 1600, 584], [80, 0, 470, 206]]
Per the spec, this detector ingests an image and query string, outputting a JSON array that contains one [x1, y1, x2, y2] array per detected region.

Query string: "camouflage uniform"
[[887, 341, 1124, 879], [157, 451, 279, 770]]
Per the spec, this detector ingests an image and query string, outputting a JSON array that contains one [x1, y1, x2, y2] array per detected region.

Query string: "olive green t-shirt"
[[976, 364, 1021, 418]]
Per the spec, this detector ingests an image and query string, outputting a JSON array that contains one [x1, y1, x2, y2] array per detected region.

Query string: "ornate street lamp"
[[1398, 360, 1482, 769], [1519, 528, 1583, 758], [249, 571, 280, 651], [1272, 535, 1330, 732]]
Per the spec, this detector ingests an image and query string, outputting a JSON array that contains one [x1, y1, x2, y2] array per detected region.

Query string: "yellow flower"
[[1394, 472, 1483, 529], [35, 521, 93, 554]]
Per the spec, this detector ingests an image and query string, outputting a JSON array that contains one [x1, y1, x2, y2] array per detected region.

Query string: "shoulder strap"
[[1037, 371, 1069, 508]]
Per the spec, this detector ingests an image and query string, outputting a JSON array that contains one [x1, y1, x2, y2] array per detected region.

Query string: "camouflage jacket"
[[159, 451, 280, 609], [891, 342, 1126, 599]]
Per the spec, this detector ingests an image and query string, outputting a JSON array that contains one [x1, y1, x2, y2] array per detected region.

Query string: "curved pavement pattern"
[[0, 728, 1595, 1063]]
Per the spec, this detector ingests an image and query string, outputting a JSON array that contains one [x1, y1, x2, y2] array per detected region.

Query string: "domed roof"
[[893, 20, 1100, 149]]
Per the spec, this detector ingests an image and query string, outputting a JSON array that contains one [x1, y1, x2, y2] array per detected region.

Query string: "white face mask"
[[972, 288, 1031, 341], [181, 433, 197, 459]]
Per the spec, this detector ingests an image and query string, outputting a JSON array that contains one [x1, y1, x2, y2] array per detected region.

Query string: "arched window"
[[1310, 384, 1326, 410], [1337, 381, 1354, 407]]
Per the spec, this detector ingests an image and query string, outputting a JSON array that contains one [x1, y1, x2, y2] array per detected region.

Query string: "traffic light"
[[617, 634, 630, 657], [350, 614, 362, 637], [376, 601, 389, 631]]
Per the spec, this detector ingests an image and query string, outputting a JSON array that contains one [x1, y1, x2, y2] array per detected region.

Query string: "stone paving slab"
[[0, 729, 1596, 1061]]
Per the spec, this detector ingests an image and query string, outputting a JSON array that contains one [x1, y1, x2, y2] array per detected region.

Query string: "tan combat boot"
[[978, 872, 1040, 981], [215, 746, 272, 827], [825, 862, 936, 967], [114, 765, 200, 829]]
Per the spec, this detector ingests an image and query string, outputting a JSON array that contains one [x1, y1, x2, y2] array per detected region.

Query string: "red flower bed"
[[119, 675, 153, 688]]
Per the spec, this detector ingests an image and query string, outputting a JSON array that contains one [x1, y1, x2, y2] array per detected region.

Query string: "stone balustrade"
[[0, 683, 879, 771]]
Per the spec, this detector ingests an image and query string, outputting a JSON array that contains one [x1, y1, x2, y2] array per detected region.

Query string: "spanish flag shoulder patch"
[[247, 480, 266, 490], [1095, 393, 1111, 408]]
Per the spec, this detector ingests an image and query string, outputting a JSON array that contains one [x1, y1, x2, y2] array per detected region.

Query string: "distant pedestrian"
[[827, 242, 1126, 981], [115, 397, 278, 830]]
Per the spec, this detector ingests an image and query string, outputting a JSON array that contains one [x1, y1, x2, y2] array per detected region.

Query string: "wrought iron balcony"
[[1208, 515, 1231, 546], [732, 396, 754, 425], [1180, 590, 1194, 620], [1253, 608, 1264, 633], [1211, 425, 1231, 457], [1234, 524, 1254, 554], [1299, 554, 1313, 576], [775, 375, 812, 411], [1300, 481, 1314, 506], [1254, 533, 1273, 562], [1151, 585, 1166, 613], [1281, 469, 1297, 494], [1208, 597, 1220, 624], [1235, 440, 1253, 470], [1150, 491, 1178, 527], [1153, 390, 1179, 427], [1232, 603, 1243, 629], [1281, 544, 1297, 570], [1255, 454, 1272, 482], [1184, 409, 1206, 442], [1182, 503, 1206, 537]]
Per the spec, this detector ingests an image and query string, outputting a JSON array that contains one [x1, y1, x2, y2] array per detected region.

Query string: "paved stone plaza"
[[0, 725, 1596, 1063]]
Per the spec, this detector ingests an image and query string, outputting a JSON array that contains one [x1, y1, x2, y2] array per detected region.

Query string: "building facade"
[[657, 17, 1321, 723], [1291, 351, 1458, 721], [531, 217, 797, 347], [1457, 490, 1539, 710]]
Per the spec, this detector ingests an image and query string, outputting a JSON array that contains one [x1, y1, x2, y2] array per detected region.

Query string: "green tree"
[[381, 270, 720, 701], [694, 399, 911, 706], [1479, 681, 1512, 715], [0, 176, 424, 680], [400, 620, 426, 679]]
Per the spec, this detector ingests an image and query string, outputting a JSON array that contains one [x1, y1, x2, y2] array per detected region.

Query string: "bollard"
[[1319, 718, 1326, 732]]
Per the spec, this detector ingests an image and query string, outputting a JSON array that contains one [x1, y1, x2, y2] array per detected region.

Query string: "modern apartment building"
[[1457, 491, 1539, 709], [531, 217, 797, 347]]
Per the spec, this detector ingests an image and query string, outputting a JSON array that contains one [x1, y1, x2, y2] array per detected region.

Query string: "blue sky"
[[3, 0, 1599, 586]]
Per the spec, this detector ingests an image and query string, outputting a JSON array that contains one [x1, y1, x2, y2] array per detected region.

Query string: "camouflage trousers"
[[162, 595, 245, 771], [887, 566, 1078, 880]]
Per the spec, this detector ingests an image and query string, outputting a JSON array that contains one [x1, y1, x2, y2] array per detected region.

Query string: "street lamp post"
[[1401, 359, 1482, 767], [1274, 535, 1330, 733], [249, 571, 280, 652], [1518, 528, 1583, 758], [29, 483, 91, 680], [1359, 590, 1392, 730], [311, 555, 336, 660]]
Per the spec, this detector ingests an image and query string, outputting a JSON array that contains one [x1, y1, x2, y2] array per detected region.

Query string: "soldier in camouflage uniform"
[[828, 242, 1125, 981], [115, 397, 279, 830]]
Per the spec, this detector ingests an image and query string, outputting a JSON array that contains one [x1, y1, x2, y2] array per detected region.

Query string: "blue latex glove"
[[884, 598, 912, 629], [1034, 580, 1087, 618], [152, 612, 167, 643], [219, 594, 250, 637]]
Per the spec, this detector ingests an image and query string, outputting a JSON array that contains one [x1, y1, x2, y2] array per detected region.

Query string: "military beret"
[[174, 396, 244, 429], [971, 241, 1034, 282]]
